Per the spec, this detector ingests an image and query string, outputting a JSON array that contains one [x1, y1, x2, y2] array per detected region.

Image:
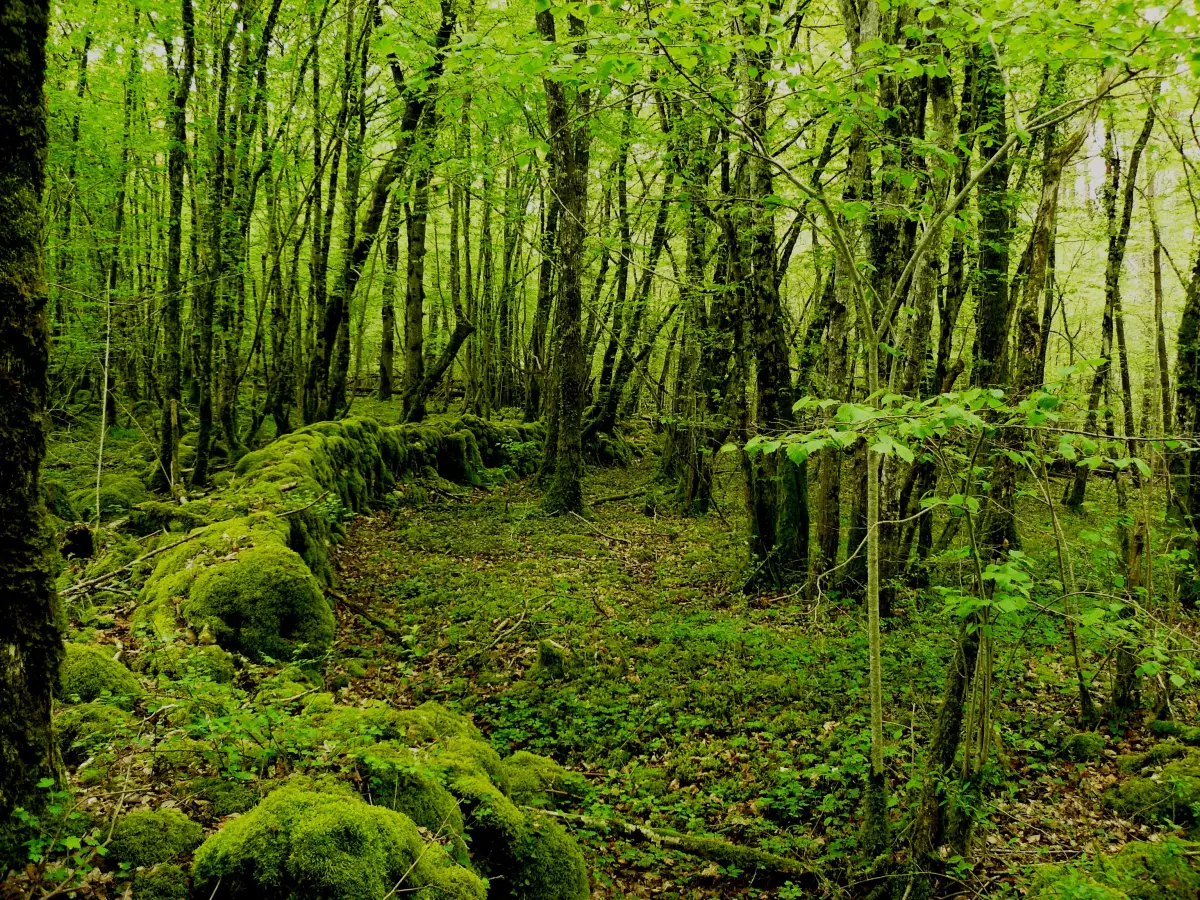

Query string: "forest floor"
[[326, 449, 1185, 899], [12, 407, 1196, 900]]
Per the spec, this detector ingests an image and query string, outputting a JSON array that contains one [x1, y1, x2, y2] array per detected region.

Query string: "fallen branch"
[[569, 511, 631, 545], [526, 808, 818, 887], [591, 490, 645, 507], [332, 591, 412, 643], [61, 531, 204, 599]]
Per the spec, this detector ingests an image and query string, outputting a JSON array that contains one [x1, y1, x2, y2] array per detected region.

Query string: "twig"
[[569, 511, 631, 545], [60, 531, 204, 598]]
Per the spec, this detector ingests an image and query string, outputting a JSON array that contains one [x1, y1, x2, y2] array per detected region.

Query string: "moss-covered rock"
[[1149, 720, 1200, 746], [1117, 741, 1188, 775], [1061, 731, 1106, 763], [1105, 751, 1200, 825], [184, 543, 332, 661], [59, 643, 142, 708], [504, 751, 588, 809], [110, 808, 203, 869], [71, 474, 151, 520], [191, 784, 486, 900], [355, 742, 467, 856], [1028, 867, 1127, 899], [43, 475, 76, 520], [131, 864, 190, 900], [54, 701, 134, 764]]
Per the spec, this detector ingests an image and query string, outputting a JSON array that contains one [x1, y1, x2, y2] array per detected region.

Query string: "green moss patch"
[[191, 783, 486, 900], [59, 643, 142, 708], [110, 808, 203, 869]]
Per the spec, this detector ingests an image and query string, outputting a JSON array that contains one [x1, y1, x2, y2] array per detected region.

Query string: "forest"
[[2, 0, 1200, 896]]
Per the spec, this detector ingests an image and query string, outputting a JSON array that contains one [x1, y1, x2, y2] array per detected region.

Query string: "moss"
[[71, 474, 151, 520], [1061, 731, 1106, 763], [1108, 838, 1200, 900], [504, 752, 588, 809], [127, 501, 211, 536], [110, 808, 203, 869], [59, 643, 142, 708], [54, 702, 135, 764], [1028, 838, 1200, 900], [1149, 720, 1200, 746], [132, 864, 190, 900], [43, 475, 76, 520], [1106, 751, 1200, 825], [1117, 742, 1188, 775], [441, 769, 589, 900], [191, 784, 486, 900], [355, 742, 467, 855], [188, 777, 257, 821], [141, 644, 236, 685], [183, 543, 333, 661]]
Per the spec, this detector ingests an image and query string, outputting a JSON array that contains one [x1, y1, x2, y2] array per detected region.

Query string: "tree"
[[0, 0, 64, 861]]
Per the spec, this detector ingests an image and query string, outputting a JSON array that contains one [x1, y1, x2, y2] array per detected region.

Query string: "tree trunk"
[[155, 0, 195, 494], [1067, 108, 1153, 506], [538, 8, 591, 515], [403, 163, 431, 419], [0, 0, 64, 860]]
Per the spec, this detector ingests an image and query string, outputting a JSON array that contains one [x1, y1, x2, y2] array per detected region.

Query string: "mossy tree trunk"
[[0, 0, 65, 857], [155, 0, 195, 494], [538, 7, 591, 514]]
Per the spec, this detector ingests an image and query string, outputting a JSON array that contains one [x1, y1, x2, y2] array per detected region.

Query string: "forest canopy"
[[3, 0, 1200, 897]]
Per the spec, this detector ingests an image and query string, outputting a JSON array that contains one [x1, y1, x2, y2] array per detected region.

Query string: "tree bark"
[[0, 0, 64, 858]]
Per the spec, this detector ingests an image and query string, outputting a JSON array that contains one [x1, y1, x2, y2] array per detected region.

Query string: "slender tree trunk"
[[538, 8, 591, 514], [379, 193, 400, 401], [1067, 108, 1153, 506], [155, 0, 195, 494], [403, 163, 431, 419]]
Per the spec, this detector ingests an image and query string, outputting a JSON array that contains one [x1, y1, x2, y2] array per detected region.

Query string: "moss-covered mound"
[[110, 808, 203, 869], [131, 864, 189, 900], [1028, 837, 1200, 899], [59, 643, 142, 708], [71, 473, 151, 520], [1105, 749, 1200, 826], [54, 701, 134, 764], [1060, 731, 1106, 763], [191, 783, 486, 900]]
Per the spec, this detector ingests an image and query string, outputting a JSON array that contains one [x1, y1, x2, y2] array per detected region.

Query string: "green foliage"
[[110, 808, 203, 869], [59, 643, 141, 708], [191, 783, 487, 900]]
